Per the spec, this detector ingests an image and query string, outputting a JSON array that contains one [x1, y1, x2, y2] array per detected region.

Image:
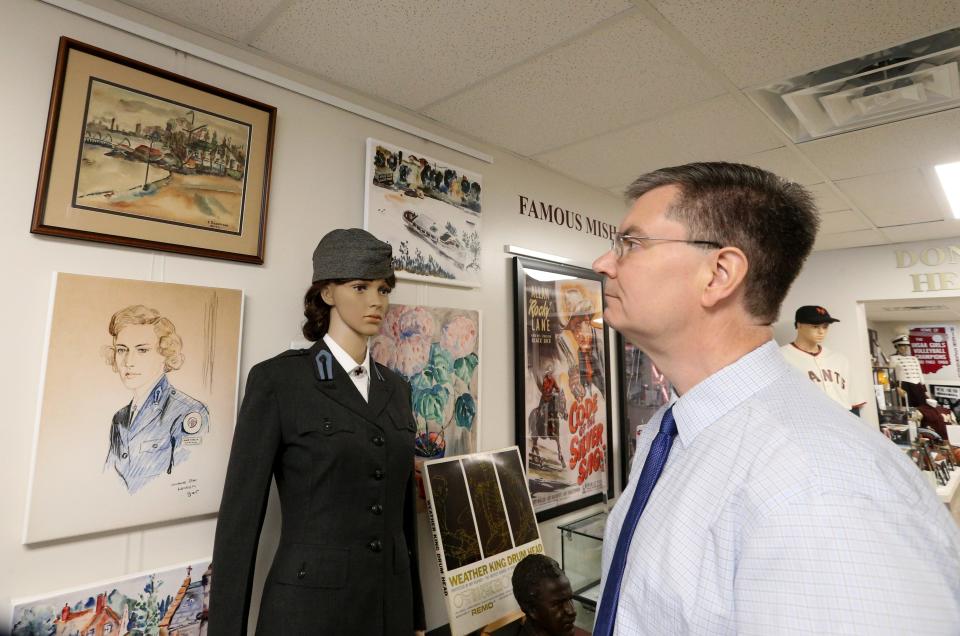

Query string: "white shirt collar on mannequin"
[[323, 333, 371, 401]]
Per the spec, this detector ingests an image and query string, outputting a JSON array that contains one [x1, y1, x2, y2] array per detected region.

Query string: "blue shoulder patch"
[[315, 350, 333, 381]]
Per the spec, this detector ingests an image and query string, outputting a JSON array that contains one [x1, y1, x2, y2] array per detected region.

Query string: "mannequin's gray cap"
[[311, 228, 394, 283]]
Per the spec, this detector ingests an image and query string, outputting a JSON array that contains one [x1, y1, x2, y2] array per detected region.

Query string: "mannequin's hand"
[[415, 631, 426, 636]]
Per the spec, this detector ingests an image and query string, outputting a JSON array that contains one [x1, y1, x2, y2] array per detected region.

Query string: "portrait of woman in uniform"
[[23, 273, 242, 544], [103, 305, 209, 494], [210, 228, 426, 636]]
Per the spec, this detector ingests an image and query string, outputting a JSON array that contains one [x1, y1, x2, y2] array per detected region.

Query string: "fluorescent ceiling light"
[[525, 270, 576, 282], [935, 161, 960, 218], [505, 244, 572, 263]]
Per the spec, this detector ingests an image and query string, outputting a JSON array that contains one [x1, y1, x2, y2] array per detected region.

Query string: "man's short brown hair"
[[625, 162, 819, 324]]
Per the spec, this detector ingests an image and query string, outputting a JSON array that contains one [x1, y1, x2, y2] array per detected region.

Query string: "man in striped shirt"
[[591, 162, 960, 635]]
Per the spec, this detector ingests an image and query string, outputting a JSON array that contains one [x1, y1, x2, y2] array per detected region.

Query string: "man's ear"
[[701, 246, 748, 309]]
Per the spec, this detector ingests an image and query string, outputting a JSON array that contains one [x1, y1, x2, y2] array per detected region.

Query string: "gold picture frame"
[[31, 37, 276, 263]]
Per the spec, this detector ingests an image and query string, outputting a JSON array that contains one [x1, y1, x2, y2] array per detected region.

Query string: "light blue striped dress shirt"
[[600, 340, 960, 634]]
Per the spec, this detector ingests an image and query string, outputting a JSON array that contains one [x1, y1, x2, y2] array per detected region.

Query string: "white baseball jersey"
[[780, 343, 862, 409], [889, 354, 924, 384]]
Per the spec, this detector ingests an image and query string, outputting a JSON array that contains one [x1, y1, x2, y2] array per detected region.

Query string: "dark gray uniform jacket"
[[209, 340, 426, 635]]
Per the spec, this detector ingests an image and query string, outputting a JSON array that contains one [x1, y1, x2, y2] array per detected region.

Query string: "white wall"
[[1, 1, 625, 630], [776, 239, 960, 429]]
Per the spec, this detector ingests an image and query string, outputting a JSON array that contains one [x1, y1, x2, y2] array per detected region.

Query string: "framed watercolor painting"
[[23, 273, 243, 543], [363, 138, 482, 287], [31, 37, 276, 263], [513, 257, 612, 521], [617, 333, 672, 488]]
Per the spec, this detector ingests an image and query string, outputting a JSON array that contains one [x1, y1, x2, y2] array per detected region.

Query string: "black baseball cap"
[[794, 305, 839, 325]]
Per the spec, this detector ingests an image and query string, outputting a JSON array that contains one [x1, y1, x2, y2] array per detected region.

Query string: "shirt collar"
[[671, 340, 791, 448], [134, 374, 168, 410], [323, 333, 370, 377]]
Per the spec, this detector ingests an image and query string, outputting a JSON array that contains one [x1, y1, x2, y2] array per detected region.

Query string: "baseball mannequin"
[[781, 305, 865, 413], [889, 334, 925, 405], [210, 229, 425, 635]]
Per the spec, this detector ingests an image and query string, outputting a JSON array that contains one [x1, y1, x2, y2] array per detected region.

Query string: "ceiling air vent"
[[747, 29, 960, 143]]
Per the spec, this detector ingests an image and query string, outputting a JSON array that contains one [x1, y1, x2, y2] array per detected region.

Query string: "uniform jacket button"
[[372, 435, 385, 446], [370, 503, 383, 515], [368, 539, 383, 553], [121, 452, 128, 459], [322, 420, 333, 432], [373, 468, 385, 480]]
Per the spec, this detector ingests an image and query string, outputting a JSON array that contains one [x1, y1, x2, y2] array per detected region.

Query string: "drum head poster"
[[422, 447, 543, 635], [513, 257, 612, 521]]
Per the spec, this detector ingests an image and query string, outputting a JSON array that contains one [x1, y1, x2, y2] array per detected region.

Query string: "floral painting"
[[372, 304, 480, 460]]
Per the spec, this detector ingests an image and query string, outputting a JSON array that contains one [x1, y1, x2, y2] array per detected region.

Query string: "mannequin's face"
[[796, 322, 829, 345], [896, 343, 911, 355], [322, 278, 391, 338]]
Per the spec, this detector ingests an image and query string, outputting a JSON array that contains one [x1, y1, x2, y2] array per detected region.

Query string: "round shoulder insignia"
[[182, 412, 203, 434]]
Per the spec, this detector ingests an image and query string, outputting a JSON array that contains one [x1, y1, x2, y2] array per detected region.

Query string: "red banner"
[[909, 327, 951, 374]]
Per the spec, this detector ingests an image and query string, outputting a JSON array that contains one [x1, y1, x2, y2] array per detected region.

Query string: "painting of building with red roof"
[[10, 559, 210, 636], [55, 592, 127, 635]]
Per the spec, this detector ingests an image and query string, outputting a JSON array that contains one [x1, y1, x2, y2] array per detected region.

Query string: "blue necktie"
[[593, 406, 679, 636]]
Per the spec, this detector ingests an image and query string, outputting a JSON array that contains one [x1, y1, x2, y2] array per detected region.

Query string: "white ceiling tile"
[[534, 95, 783, 189], [798, 108, 960, 180], [881, 220, 960, 244], [813, 228, 887, 251], [834, 169, 947, 227], [252, 0, 632, 110], [818, 210, 871, 234], [805, 183, 849, 213], [423, 12, 726, 156], [650, 0, 960, 88], [118, 0, 288, 41], [738, 147, 823, 185]]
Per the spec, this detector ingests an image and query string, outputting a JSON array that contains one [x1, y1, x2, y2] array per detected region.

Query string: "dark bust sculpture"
[[510, 554, 577, 636]]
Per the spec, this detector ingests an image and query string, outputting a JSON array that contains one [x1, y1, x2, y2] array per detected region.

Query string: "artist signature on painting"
[[172, 478, 200, 498]]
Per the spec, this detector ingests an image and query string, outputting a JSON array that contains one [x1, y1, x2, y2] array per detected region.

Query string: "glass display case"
[[558, 511, 606, 610]]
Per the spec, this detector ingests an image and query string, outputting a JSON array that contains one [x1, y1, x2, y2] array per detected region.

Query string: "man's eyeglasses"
[[610, 232, 722, 259]]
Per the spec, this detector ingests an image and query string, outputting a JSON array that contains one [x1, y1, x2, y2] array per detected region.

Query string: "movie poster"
[[513, 257, 611, 521], [422, 447, 543, 636], [618, 337, 672, 487]]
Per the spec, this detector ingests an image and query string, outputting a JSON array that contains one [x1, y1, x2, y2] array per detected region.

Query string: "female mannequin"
[[210, 229, 425, 635]]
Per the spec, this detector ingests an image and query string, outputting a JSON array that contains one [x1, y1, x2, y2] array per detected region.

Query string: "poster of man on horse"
[[515, 258, 611, 521]]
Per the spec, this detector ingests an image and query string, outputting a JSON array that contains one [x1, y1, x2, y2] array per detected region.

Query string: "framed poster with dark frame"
[[513, 256, 612, 522], [31, 37, 276, 263], [617, 333, 672, 489]]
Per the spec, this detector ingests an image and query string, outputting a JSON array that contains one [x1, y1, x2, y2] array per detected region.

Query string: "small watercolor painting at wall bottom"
[[11, 558, 211, 636]]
